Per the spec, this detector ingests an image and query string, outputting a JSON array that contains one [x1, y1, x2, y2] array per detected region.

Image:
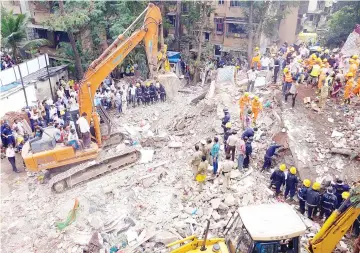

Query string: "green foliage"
[[1, 7, 48, 60], [324, 4, 360, 47]]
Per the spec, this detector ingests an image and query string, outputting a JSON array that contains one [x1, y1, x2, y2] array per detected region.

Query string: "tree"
[[1, 8, 48, 63], [323, 2, 360, 47]]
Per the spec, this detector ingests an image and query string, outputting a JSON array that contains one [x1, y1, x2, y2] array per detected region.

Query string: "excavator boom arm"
[[78, 3, 162, 146], [309, 185, 360, 253]]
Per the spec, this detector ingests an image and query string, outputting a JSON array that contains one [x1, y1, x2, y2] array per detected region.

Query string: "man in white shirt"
[[261, 55, 270, 70], [6, 144, 19, 173], [247, 67, 258, 92], [12, 119, 25, 136], [76, 112, 91, 148], [226, 131, 238, 161]]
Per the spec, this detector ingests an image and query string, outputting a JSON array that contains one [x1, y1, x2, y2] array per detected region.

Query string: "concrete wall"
[[278, 6, 299, 45], [0, 85, 37, 117]]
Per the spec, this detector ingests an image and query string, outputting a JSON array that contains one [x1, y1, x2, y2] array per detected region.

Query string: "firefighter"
[[306, 182, 321, 220], [319, 186, 338, 221], [270, 164, 286, 196], [284, 167, 299, 201], [298, 179, 311, 215]]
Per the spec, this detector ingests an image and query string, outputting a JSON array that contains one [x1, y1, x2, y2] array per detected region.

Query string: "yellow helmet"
[[321, 64, 325, 68], [298, 59, 302, 63], [244, 92, 249, 97], [146, 82, 151, 87], [349, 58, 355, 63], [316, 59, 322, 64], [136, 83, 140, 87], [317, 47, 322, 52], [225, 122, 232, 128], [323, 58, 328, 62], [347, 72, 354, 77], [324, 49, 329, 54], [311, 54, 317, 59], [283, 67, 289, 73], [352, 55, 359, 59], [255, 46, 259, 51], [303, 179, 311, 188], [279, 164, 286, 171], [290, 167, 296, 175], [254, 96, 259, 100], [312, 182, 321, 191], [342, 191, 350, 200]]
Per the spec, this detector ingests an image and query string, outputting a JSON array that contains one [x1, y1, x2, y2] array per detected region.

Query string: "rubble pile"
[[1, 70, 357, 253]]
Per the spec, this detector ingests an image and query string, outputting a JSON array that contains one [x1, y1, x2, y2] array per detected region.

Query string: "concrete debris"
[[141, 175, 158, 188], [88, 216, 104, 230], [303, 97, 311, 104], [168, 141, 183, 148], [224, 194, 236, 206], [87, 232, 104, 253], [211, 210, 221, 221], [151, 231, 180, 245], [210, 198, 222, 209], [331, 130, 344, 138], [139, 149, 154, 164]]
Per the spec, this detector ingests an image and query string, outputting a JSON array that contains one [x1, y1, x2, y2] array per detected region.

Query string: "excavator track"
[[49, 147, 140, 193]]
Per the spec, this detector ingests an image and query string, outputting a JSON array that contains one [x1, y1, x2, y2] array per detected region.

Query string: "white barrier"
[[0, 54, 49, 86]]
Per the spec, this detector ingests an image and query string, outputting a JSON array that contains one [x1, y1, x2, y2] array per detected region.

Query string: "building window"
[[214, 17, 224, 34], [167, 15, 176, 27], [205, 32, 210, 41], [218, 0, 224, 5], [230, 0, 241, 7], [227, 23, 247, 38], [182, 3, 189, 13]]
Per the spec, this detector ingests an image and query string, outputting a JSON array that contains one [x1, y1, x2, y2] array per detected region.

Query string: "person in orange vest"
[[251, 96, 263, 125], [251, 48, 261, 70], [282, 67, 293, 97], [344, 72, 354, 104], [353, 78, 360, 96], [349, 58, 358, 77], [239, 92, 251, 120]]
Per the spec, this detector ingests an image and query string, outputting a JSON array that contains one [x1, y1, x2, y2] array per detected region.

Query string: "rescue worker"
[[149, 83, 157, 104], [284, 167, 299, 201], [221, 108, 231, 133], [317, 64, 327, 92], [319, 186, 338, 220], [273, 54, 281, 83], [143, 83, 151, 105], [353, 54, 360, 68], [135, 83, 143, 106], [190, 145, 203, 179], [239, 92, 251, 120], [244, 109, 253, 129], [251, 49, 261, 70], [332, 176, 350, 208], [219, 154, 236, 191], [159, 83, 166, 102], [308, 59, 321, 87], [196, 156, 208, 191], [282, 68, 293, 97], [349, 58, 358, 77], [319, 72, 330, 110], [243, 137, 253, 169], [353, 78, 360, 96], [241, 127, 257, 140], [306, 182, 321, 220], [223, 123, 232, 152], [270, 164, 286, 196], [251, 96, 262, 125], [262, 142, 282, 172], [339, 191, 351, 209], [344, 72, 354, 104], [298, 179, 311, 214]]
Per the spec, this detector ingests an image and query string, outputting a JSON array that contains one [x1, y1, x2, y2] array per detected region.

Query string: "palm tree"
[[1, 8, 48, 63]]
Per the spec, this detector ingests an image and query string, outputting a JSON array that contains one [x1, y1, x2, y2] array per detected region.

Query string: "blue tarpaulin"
[[167, 51, 181, 63]]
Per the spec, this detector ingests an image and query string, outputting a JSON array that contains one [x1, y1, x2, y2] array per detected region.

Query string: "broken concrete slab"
[[211, 210, 221, 221], [224, 194, 236, 206], [151, 231, 180, 245], [210, 198, 222, 209], [168, 141, 183, 148], [331, 130, 344, 138]]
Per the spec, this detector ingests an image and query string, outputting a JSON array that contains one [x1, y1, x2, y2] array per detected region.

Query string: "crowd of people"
[[248, 42, 360, 109], [1, 73, 168, 173], [1, 53, 15, 70]]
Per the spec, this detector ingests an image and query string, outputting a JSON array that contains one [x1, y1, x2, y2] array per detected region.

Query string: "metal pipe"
[[200, 219, 210, 251]]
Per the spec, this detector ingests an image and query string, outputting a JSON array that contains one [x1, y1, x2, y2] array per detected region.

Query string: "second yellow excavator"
[[22, 3, 167, 193], [167, 185, 360, 253]]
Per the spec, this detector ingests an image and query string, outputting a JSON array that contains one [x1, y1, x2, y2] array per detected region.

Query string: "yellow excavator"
[[167, 185, 360, 253], [21, 3, 168, 193]]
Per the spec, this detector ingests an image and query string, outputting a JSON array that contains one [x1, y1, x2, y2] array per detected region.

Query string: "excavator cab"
[[167, 203, 306, 253], [232, 203, 306, 253]]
